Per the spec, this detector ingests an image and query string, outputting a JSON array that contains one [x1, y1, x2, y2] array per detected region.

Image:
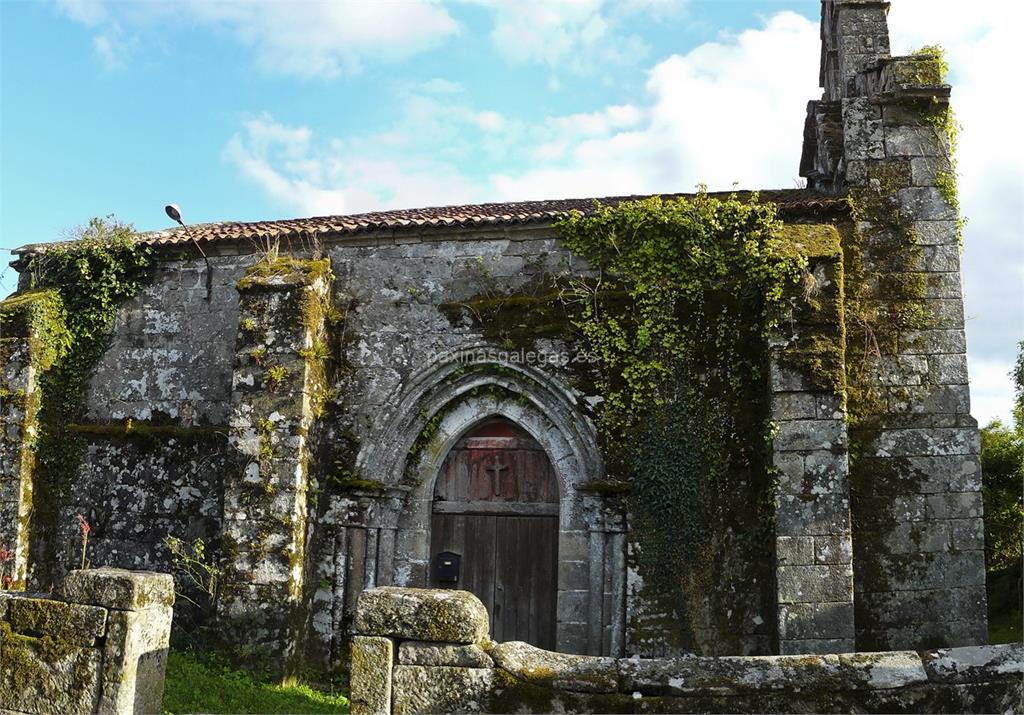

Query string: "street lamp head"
[[165, 204, 184, 226]]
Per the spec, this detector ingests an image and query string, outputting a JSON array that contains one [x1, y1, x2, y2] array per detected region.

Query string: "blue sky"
[[1, 0, 1021, 424]]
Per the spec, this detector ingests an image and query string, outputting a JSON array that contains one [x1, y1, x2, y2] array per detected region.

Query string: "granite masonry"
[[350, 586, 1023, 715], [0, 0, 999, 695], [0, 568, 175, 714]]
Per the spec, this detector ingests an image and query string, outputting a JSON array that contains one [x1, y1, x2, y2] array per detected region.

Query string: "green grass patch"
[[162, 650, 349, 714], [988, 608, 1022, 645]]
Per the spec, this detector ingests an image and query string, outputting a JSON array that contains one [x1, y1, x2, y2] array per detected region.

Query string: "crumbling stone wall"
[[350, 586, 1023, 715], [0, 292, 52, 590], [0, 208, 986, 671], [0, 567, 174, 715]]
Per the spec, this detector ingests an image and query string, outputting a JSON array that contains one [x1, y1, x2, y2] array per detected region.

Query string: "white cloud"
[[476, 111, 505, 132], [473, 0, 686, 74], [967, 357, 1016, 428], [223, 116, 346, 217], [887, 0, 1024, 424], [92, 34, 121, 70], [491, 11, 818, 199], [183, 0, 459, 78], [224, 112, 487, 216], [56, 0, 459, 77], [226, 12, 816, 213], [55, 0, 107, 25]]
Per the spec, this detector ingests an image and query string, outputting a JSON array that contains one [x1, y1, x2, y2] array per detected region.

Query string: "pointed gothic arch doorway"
[[429, 417, 559, 649]]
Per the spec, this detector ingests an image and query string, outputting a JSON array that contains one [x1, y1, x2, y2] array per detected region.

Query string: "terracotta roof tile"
[[14, 189, 848, 254]]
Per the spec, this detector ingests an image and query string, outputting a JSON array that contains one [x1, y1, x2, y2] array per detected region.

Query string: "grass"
[[988, 608, 1023, 645], [162, 649, 349, 714]]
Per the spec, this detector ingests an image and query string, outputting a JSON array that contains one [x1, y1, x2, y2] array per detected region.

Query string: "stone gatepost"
[[1, 567, 174, 715], [804, 0, 988, 648], [350, 587, 493, 715], [219, 258, 333, 664], [0, 290, 66, 590], [770, 229, 855, 654]]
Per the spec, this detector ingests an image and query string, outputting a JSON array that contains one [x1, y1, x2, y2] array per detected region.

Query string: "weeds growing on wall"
[[21, 217, 155, 583], [555, 191, 805, 596], [912, 45, 966, 248]]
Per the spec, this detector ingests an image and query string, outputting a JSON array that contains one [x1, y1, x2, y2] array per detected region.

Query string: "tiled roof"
[[14, 189, 847, 254]]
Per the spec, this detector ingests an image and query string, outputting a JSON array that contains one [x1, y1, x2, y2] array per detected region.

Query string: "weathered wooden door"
[[430, 418, 559, 649]]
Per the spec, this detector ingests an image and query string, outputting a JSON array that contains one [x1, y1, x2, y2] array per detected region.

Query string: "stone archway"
[[355, 345, 626, 655]]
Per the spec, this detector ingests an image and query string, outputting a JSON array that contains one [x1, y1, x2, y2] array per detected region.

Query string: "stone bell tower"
[[801, 0, 988, 649]]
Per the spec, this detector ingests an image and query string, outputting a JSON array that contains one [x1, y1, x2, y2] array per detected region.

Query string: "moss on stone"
[[440, 290, 575, 348], [236, 257, 333, 291], [8, 598, 104, 645], [328, 476, 389, 492], [0, 289, 72, 372], [773, 223, 843, 260], [67, 421, 227, 443], [577, 479, 632, 495], [0, 619, 96, 698]]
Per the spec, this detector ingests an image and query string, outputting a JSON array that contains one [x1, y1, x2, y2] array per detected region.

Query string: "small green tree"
[[980, 340, 1024, 572], [980, 420, 1023, 571]]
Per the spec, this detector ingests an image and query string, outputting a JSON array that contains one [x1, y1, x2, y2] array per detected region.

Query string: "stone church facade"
[[0, 0, 987, 673]]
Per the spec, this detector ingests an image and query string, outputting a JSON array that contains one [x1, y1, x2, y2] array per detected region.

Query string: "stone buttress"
[[218, 258, 332, 664], [770, 225, 856, 654]]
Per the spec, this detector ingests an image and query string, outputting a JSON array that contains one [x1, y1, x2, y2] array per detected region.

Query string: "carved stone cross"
[[484, 457, 510, 494]]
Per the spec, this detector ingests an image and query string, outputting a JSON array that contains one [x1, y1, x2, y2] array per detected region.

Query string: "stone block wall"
[[85, 255, 256, 426], [46, 430, 231, 590], [0, 0, 996, 665], [844, 60, 987, 648], [0, 567, 174, 715], [351, 586, 1023, 715]]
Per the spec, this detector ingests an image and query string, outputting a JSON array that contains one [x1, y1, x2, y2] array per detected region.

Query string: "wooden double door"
[[430, 418, 559, 649]]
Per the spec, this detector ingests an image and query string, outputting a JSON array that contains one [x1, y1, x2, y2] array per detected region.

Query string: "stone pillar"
[[58, 568, 175, 714], [219, 258, 333, 665], [578, 492, 628, 657], [0, 290, 66, 590], [1, 567, 174, 715], [351, 587, 493, 715], [316, 488, 406, 671], [770, 235, 855, 654]]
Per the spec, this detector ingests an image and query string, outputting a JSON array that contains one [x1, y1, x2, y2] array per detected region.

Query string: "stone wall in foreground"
[[0, 568, 174, 715], [350, 587, 1023, 715]]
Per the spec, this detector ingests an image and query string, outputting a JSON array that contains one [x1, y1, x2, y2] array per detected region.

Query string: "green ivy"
[[555, 191, 805, 590], [21, 216, 156, 583]]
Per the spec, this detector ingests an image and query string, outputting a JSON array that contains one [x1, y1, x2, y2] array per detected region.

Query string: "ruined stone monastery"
[[0, 0, 991, 676]]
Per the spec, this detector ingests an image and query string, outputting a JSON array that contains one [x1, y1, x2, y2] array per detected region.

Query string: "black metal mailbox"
[[435, 551, 461, 584]]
